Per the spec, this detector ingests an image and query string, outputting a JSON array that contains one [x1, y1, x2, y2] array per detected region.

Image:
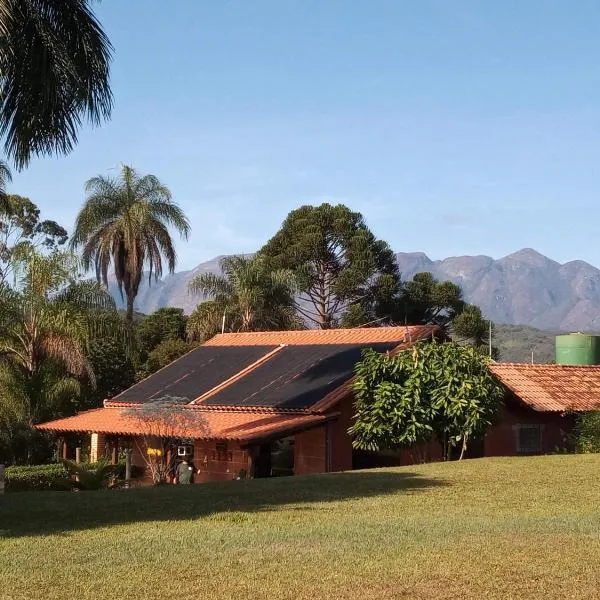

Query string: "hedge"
[[5, 461, 130, 492]]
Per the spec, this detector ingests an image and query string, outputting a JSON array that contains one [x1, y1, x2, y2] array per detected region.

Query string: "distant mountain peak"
[[107, 248, 600, 331]]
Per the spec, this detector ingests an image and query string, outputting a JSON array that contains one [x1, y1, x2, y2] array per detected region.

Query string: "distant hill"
[[110, 248, 600, 331], [494, 324, 559, 363]]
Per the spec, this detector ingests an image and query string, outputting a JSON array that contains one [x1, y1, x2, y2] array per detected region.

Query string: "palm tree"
[[70, 165, 191, 325], [0, 0, 112, 168], [187, 255, 300, 341], [0, 160, 11, 214], [0, 250, 114, 434]]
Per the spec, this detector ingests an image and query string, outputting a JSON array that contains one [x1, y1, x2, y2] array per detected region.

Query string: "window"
[[517, 425, 542, 454]]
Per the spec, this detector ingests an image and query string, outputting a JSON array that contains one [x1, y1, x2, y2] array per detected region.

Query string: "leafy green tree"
[[70, 165, 190, 325], [85, 338, 135, 407], [260, 203, 399, 329], [0, 194, 67, 284], [137, 338, 195, 381], [0, 0, 112, 168], [187, 255, 300, 341], [137, 307, 187, 358], [350, 342, 504, 460], [0, 249, 115, 462]]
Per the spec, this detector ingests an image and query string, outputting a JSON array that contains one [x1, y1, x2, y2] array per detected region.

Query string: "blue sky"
[[9, 0, 600, 271]]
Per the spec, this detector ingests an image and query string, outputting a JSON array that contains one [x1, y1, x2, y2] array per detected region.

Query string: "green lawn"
[[1, 455, 600, 599]]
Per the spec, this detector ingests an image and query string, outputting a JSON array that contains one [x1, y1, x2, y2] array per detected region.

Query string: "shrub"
[[4, 460, 136, 492], [5, 463, 71, 492], [575, 411, 600, 453]]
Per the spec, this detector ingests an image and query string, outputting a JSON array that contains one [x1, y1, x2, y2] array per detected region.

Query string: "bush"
[[5, 463, 70, 492], [4, 460, 135, 492], [575, 411, 600, 453]]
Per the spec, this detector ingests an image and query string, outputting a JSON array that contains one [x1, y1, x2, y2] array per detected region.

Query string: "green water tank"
[[555, 334, 600, 365]]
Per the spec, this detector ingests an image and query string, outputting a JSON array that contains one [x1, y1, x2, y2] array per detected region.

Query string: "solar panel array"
[[112, 345, 277, 403], [202, 343, 397, 409]]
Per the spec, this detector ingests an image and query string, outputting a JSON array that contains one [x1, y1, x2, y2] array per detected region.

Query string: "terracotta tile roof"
[[489, 363, 600, 412], [36, 406, 332, 443], [203, 325, 437, 346]]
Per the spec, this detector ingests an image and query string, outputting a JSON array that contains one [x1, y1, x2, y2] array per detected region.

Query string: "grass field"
[[1, 455, 600, 600]]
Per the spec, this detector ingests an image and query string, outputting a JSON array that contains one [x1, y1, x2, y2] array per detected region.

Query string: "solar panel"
[[112, 345, 277, 403], [203, 343, 396, 409]]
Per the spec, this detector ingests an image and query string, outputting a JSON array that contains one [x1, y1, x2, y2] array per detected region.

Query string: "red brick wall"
[[194, 440, 249, 483], [294, 426, 327, 475], [327, 397, 354, 472], [484, 399, 575, 456]]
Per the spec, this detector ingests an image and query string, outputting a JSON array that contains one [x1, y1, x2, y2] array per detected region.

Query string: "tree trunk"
[[126, 291, 135, 326], [459, 435, 468, 461]]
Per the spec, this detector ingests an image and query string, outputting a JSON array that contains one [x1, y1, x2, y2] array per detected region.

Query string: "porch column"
[[90, 432, 106, 463], [111, 437, 119, 465], [61, 438, 68, 460]]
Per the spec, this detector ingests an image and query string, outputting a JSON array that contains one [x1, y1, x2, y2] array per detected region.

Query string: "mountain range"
[[109, 248, 600, 331]]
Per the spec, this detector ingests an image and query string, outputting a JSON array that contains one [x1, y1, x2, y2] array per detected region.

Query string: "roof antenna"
[[221, 311, 226, 335], [531, 348, 534, 364], [488, 320, 493, 358]]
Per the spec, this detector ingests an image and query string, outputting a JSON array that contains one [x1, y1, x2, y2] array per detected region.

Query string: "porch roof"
[[36, 405, 333, 444]]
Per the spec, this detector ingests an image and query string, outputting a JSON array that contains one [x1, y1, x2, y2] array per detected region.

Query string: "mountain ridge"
[[109, 248, 600, 331]]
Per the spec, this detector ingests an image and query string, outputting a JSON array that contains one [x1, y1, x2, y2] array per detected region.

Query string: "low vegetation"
[[1, 455, 599, 599]]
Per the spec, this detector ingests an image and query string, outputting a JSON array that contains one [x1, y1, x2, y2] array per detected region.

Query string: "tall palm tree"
[[0, 250, 114, 431], [71, 165, 191, 325], [187, 255, 300, 341], [0, 0, 112, 168]]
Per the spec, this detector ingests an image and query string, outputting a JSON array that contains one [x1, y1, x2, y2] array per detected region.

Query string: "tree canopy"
[[350, 342, 504, 460], [260, 203, 399, 329], [70, 165, 190, 324], [0, 0, 113, 168], [187, 254, 300, 341]]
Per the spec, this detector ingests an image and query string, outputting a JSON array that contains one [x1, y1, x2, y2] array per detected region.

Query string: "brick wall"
[[327, 397, 354, 472], [485, 399, 575, 456], [294, 426, 327, 475], [194, 440, 249, 483]]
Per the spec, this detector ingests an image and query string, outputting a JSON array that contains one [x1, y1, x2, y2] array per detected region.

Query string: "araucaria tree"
[[187, 255, 299, 341], [350, 342, 504, 460], [260, 203, 399, 329], [0, 0, 113, 168], [70, 165, 190, 325]]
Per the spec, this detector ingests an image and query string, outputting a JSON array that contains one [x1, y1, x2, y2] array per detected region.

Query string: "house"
[[485, 362, 600, 455], [36, 325, 437, 482]]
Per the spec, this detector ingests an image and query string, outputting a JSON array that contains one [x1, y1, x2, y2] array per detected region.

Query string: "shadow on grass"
[[0, 469, 447, 538]]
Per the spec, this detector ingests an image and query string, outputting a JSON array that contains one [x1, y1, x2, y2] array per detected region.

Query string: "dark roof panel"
[[202, 343, 396, 409], [112, 345, 277, 403]]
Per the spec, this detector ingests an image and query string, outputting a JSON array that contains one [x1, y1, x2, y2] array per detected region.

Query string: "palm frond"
[[0, 0, 113, 168]]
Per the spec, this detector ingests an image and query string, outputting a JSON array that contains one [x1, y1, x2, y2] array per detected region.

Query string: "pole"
[[0, 464, 4, 494], [488, 320, 493, 358], [221, 311, 226, 335], [125, 449, 132, 488]]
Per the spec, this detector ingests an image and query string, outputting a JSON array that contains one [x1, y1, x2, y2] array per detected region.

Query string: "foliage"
[[137, 338, 195, 380], [350, 342, 504, 459], [0, 194, 68, 284], [61, 459, 119, 490], [4, 462, 70, 492], [85, 338, 136, 406], [493, 324, 558, 363], [70, 164, 190, 323], [0, 0, 113, 169], [0, 249, 118, 463], [260, 203, 399, 329], [575, 411, 600, 453], [137, 307, 187, 357], [187, 254, 300, 341]]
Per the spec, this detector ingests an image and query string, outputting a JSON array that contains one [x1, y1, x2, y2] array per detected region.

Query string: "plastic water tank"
[[555, 333, 600, 365]]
